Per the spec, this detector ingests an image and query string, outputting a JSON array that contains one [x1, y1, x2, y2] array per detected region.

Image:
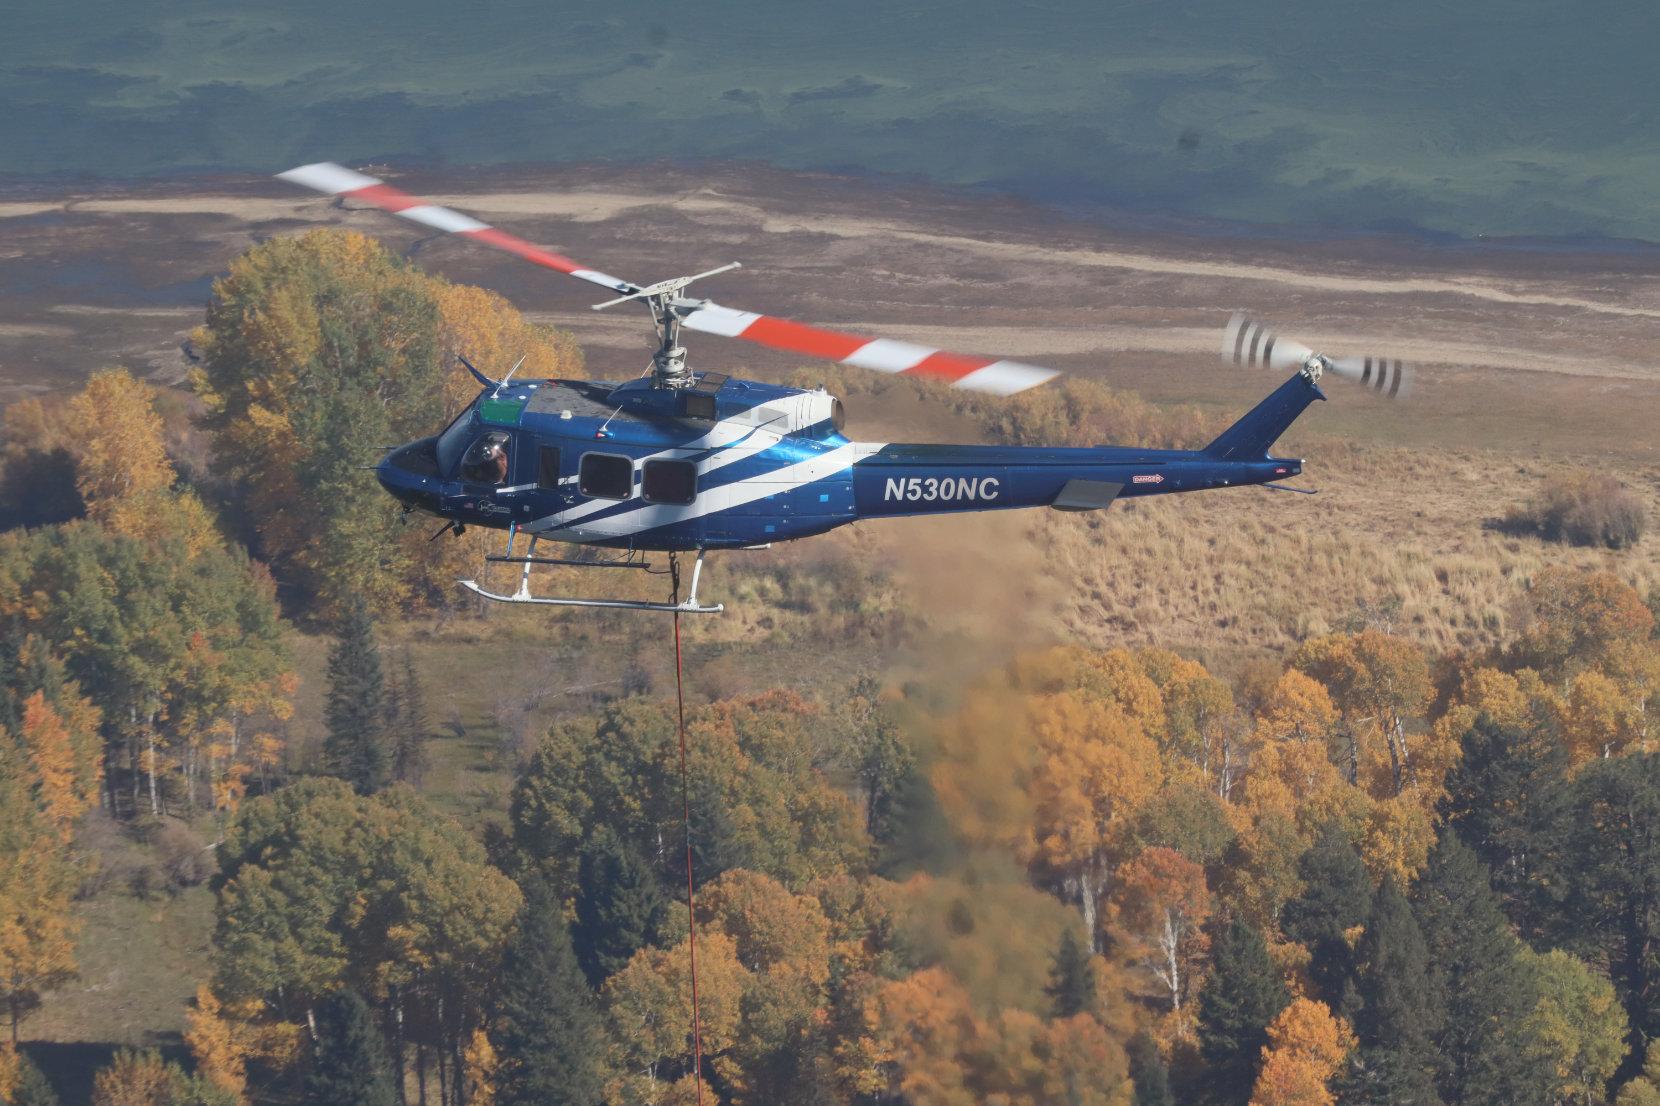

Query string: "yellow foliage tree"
[[1249, 997, 1355, 1106], [1027, 692, 1163, 946], [16, 691, 100, 834], [184, 984, 252, 1102], [67, 369, 217, 558], [91, 1048, 182, 1106], [462, 1027, 498, 1106], [602, 931, 748, 1105]]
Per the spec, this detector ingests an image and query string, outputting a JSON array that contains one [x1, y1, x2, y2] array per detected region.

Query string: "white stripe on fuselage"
[[525, 398, 813, 532], [545, 442, 862, 540]]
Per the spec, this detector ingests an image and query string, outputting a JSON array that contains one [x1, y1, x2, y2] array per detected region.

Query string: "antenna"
[[492, 354, 528, 397]]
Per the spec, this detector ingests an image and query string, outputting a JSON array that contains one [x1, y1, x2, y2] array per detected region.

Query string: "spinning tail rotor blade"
[[1222, 313, 1412, 400], [1326, 354, 1413, 399], [277, 163, 1062, 396], [1222, 313, 1313, 373]]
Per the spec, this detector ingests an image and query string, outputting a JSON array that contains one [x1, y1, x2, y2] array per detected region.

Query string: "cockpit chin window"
[[459, 432, 512, 485]]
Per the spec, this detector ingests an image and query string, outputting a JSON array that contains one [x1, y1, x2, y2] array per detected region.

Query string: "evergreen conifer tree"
[[1415, 830, 1551, 1106], [1441, 714, 1567, 932], [494, 875, 604, 1106], [1351, 875, 1445, 1106], [304, 989, 396, 1106], [323, 599, 388, 795], [1045, 925, 1097, 1018], [572, 827, 667, 989], [1280, 825, 1372, 1018], [1198, 916, 1290, 1106], [1128, 1030, 1176, 1106]]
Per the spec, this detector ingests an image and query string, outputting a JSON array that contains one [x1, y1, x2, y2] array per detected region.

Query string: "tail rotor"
[[1223, 313, 1413, 400]]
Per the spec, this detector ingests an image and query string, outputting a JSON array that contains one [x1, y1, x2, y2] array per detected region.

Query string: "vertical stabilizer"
[[1203, 372, 1324, 460]]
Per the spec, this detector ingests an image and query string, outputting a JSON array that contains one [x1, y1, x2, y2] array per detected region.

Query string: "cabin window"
[[537, 445, 561, 489], [642, 459, 697, 505], [682, 393, 717, 421], [458, 432, 511, 485], [579, 453, 633, 500]]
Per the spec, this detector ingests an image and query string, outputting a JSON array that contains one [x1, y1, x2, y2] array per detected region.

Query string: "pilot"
[[482, 440, 509, 484]]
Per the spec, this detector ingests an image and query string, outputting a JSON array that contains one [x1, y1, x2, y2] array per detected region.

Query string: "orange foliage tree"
[[1110, 846, 1212, 1020], [1249, 997, 1354, 1106]]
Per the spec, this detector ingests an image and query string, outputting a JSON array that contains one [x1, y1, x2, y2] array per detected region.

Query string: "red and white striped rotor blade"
[[279, 163, 1061, 396], [679, 303, 1058, 396], [277, 163, 638, 295]]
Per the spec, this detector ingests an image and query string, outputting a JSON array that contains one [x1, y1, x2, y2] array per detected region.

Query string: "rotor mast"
[[592, 262, 742, 389]]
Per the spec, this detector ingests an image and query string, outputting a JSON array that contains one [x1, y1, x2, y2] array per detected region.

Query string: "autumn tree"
[[1249, 998, 1354, 1106], [212, 779, 521, 1103], [492, 875, 603, 1106], [321, 598, 387, 795], [192, 229, 581, 613], [0, 732, 80, 1045], [305, 990, 396, 1106], [1199, 917, 1290, 1106], [1292, 631, 1435, 798], [0, 1045, 59, 1106], [1516, 948, 1628, 1106], [0, 524, 290, 819], [1508, 567, 1655, 679], [1111, 846, 1212, 1018], [90, 1048, 232, 1106], [67, 369, 217, 557], [604, 931, 749, 1105]]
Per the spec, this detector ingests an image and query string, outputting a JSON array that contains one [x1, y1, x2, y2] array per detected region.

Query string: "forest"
[[1, 228, 1658, 1106]]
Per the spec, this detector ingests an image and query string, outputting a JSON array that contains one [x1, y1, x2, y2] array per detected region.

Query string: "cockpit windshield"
[[459, 432, 512, 485], [435, 408, 477, 478]]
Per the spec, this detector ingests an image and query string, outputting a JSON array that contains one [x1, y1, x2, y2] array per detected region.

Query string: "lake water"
[[8, 0, 1660, 242]]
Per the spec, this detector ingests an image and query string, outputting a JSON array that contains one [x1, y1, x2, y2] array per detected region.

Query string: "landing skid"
[[460, 531, 723, 614]]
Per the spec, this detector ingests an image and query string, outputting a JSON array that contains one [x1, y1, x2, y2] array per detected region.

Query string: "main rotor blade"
[[278, 163, 1062, 396], [677, 303, 1058, 395], [277, 163, 639, 295]]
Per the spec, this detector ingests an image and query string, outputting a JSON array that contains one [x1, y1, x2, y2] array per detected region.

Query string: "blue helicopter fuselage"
[[377, 370, 1317, 552]]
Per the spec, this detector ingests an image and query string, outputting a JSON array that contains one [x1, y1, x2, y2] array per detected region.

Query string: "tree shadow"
[[22, 1038, 188, 1106]]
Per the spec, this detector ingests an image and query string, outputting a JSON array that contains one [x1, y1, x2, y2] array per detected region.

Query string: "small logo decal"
[[1131, 473, 1164, 484]]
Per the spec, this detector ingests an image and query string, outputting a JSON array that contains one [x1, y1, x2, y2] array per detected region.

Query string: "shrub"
[[156, 822, 215, 892], [1502, 473, 1647, 549]]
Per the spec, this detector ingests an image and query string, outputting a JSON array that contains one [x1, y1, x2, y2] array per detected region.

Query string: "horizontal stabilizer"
[[1051, 479, 1124, 512]]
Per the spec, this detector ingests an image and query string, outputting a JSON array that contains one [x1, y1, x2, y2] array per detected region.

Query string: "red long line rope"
[[671, 559, 706, 1104]]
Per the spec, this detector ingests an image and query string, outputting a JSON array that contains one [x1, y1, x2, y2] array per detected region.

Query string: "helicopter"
[[278, 163, 1412, 614]]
